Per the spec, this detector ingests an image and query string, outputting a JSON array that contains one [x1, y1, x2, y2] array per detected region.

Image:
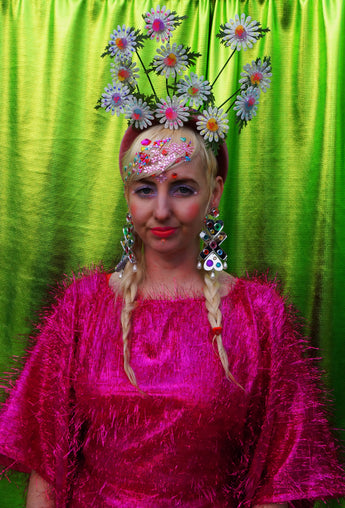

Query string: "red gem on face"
[[171, 172, 177, 179], [141, 138, 151, 146]]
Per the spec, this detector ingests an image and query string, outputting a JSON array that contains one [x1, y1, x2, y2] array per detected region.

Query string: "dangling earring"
[[115, 212, 137, 277], [197, 207, 228, 280]]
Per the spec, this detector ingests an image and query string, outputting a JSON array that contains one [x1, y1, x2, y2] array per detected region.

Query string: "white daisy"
[[155, 96, 189, 129], [144, 5, 177, 42], [196, 107, 229, 143], [108, 25, 137, 61], [110, 61, 140, 88], [101, 83, 130, 116], [239, 59, 272, 92], [233, 86, 260, 121], [176, 73, 211, 108], [125, 97, 154, 129], [220, 14, 260, 51], [153, 43, 188, 79]]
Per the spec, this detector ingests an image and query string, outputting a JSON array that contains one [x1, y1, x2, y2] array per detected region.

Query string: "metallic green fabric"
[[0, 1, 344, 505]]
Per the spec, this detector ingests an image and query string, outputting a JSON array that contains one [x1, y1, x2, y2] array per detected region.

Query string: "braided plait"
[[119, 245, 144, 388], [203, 272, 240, 386]]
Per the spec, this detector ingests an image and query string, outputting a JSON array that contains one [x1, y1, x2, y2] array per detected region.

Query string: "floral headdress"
[[96, 7, 272, 155]]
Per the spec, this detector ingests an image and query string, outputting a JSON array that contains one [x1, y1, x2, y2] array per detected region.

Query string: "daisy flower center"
[[152, 18, 166, 33], [251, 72, 263, 85], [132, 107, 143, 120], [118, 68, 130, 81], [164, 53, 177, 67], [165, 107, 178, 120], [112, 93, 122, 104], [115, 37, 128, 50], [245, 96, 256, 110], [206, 118, 219, 132], [235, 25, 246, 39], [188, 86, 199, 96]]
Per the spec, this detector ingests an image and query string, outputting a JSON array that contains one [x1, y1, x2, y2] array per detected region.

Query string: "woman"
[[1, 124, 345, 507]]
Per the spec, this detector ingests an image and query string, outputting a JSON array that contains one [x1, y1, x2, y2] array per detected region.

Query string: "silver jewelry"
[[115, 212, 137, 276], [197, 207, 228, 279]]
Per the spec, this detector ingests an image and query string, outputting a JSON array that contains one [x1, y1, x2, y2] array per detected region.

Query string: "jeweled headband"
[[96, 7, 272, 156], [122, 136, 194, 182]]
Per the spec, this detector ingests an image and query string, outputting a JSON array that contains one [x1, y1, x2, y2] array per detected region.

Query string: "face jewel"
[[141, 138, 152, 146], [127, 138, 194, 178]]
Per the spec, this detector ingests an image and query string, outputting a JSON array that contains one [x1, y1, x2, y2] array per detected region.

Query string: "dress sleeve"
[[0, 278, 81, 504], [243, 281, 345, 507]]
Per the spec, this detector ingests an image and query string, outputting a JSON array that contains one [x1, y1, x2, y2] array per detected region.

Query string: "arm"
[[26, 471, 55, 507]]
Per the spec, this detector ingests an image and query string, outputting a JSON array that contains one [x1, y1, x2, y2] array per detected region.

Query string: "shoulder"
[[232, 274, 284, 304], [225, 274, 289, 328], [45, 268, 112, 314]]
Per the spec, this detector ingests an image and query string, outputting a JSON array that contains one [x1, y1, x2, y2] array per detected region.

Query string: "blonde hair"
[[119, 125, 236, 388], [122, 124, 218, 195]]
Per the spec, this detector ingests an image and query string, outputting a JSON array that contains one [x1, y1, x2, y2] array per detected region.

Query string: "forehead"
[[131, 153, 208, 184], [124, 136, 200, 181]]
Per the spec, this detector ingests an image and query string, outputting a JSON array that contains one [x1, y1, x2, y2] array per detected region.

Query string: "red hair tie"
[[212, 326, 222, 335]]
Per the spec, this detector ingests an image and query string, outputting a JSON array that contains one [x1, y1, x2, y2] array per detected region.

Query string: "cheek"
[[185, 202, 205, 220], [129, 203, 138, 217]]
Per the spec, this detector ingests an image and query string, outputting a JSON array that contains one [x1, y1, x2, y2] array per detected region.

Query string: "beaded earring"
[[115, 212, 137, 277], [197, 207, 228, 279]]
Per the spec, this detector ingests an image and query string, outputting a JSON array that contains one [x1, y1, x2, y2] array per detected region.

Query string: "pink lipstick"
[[151, 227, 177, 238]]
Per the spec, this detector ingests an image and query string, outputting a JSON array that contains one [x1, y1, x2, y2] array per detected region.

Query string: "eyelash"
[[134, 186, 154, 196], [173, 185, 195, 196], [133, 184, 196, 197]]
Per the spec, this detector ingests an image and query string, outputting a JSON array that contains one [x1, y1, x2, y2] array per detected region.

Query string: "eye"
[[134, 185, 156, 197], [172, 184, 196, 196]]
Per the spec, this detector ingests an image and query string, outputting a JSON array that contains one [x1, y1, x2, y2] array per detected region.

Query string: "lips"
[[150, 227, 177, 238]]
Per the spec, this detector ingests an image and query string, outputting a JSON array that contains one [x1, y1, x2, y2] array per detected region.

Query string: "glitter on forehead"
[[125, 137, 194, 179]]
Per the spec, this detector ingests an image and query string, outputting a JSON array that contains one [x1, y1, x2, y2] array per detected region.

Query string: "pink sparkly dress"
[[0, 270, 344, 507]]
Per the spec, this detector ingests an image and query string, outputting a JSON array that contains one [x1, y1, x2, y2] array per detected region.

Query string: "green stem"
[[225, 97, 238, 114], [136, 50, 158, 101], [218, 87, 241, 109], [211, 48, 236, 87]]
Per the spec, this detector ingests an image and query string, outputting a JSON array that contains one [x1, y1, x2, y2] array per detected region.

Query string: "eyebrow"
[[170, 177, 200, 187], [131, 176, 200, 187]]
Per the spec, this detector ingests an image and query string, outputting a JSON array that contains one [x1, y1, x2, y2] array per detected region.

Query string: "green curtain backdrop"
[[0, 0, 344, 505]]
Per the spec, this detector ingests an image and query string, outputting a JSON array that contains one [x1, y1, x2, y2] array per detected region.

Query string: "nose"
[[153, 188, 171, 221]]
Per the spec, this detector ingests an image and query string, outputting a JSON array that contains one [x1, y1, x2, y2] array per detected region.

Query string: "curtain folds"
[[0, 1, 344, 505]]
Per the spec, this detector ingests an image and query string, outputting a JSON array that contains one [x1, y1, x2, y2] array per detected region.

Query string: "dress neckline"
[[105, 271, 238, 303]]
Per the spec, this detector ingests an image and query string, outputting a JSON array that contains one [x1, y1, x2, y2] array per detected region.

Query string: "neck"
[[140, 243, 204, 296]]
